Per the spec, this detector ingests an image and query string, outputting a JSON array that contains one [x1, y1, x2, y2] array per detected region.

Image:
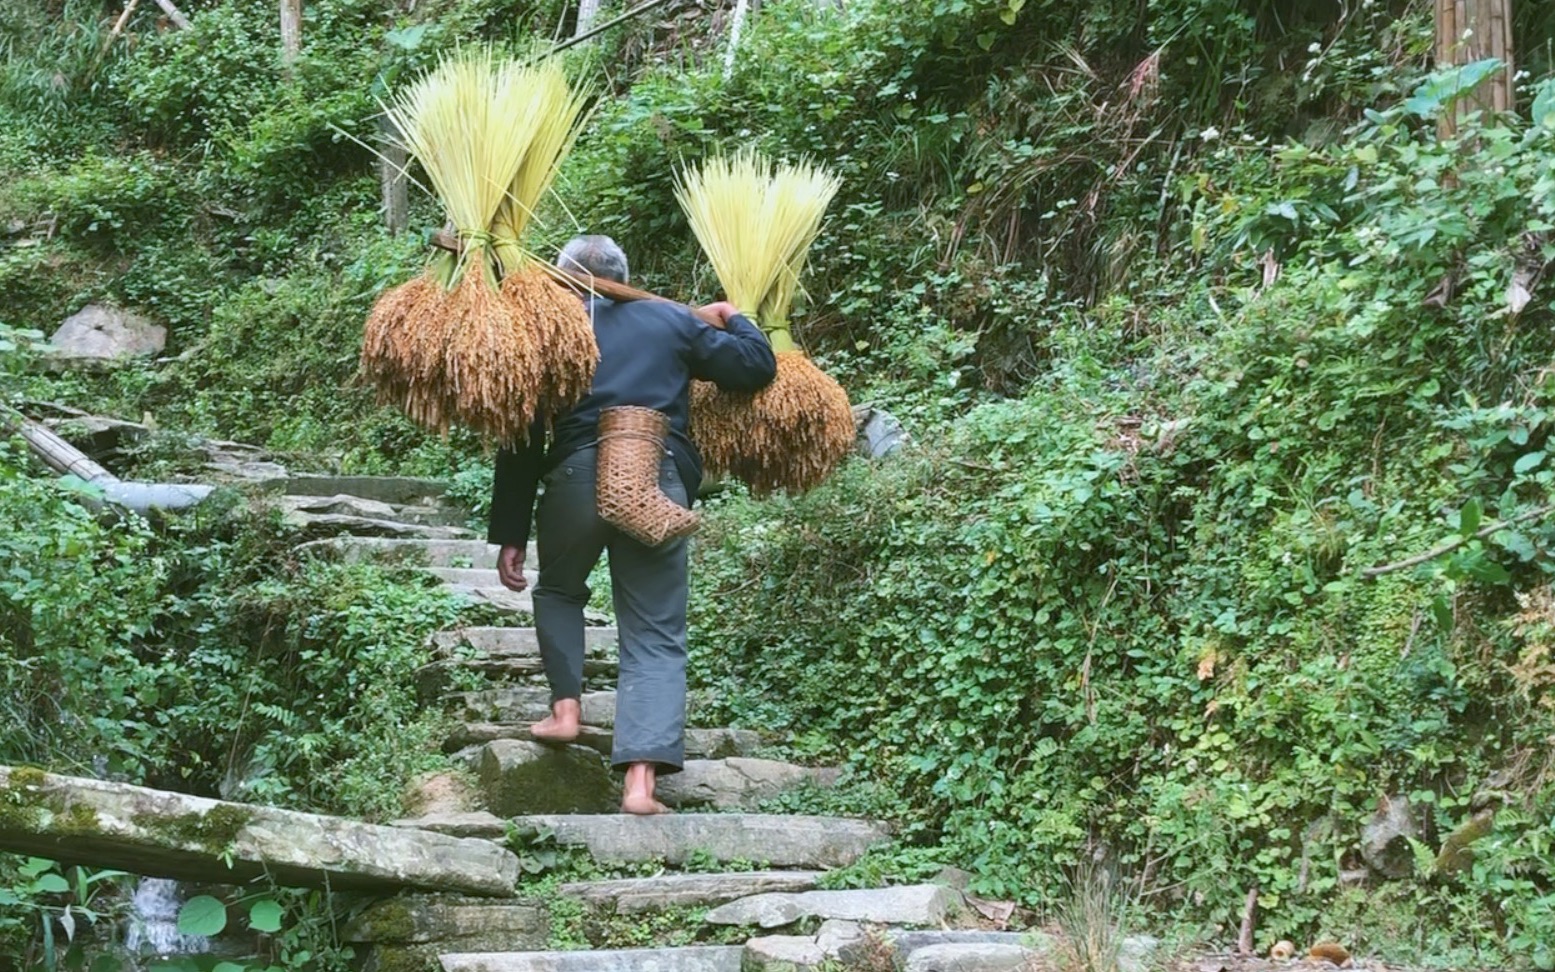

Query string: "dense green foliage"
[[3, 0, 1555, 967]]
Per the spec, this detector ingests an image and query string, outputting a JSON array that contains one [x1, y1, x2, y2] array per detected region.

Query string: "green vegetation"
[[1, 0, 1554, 968]]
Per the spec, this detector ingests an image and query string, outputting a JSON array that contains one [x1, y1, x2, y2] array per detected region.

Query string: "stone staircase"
[[285, 474, 1147, 972]]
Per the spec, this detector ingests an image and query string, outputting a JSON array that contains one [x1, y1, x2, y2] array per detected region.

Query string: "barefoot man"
[[488, 235, 776, 815]]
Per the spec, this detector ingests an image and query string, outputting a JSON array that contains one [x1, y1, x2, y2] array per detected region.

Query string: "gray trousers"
[[533, 445, 690, 773]]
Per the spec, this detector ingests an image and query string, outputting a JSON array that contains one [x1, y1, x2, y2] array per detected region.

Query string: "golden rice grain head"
[[690, 352, 854, 495], [361, 274, 458, 431], [443, 257, 546, 444], [500, 266, 598, 416]]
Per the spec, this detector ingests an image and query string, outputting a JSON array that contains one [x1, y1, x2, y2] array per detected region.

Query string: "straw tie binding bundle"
[[595, 407, 701, 546]]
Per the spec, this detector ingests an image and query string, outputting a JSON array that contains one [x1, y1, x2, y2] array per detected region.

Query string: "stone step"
[[559, 871, 823, 915], [270, 474, 449, 506], [449, 687, 621, 726], [420, 627, 618, 697], [741, 924, 1159, 972], [295, 537, 535, 569], [0, 767, 518, 896], [501, 814, 891, 869], [279, 493, 464, 527], [431, 626, 617, 658], [281, 510, 474, 541], [343, 894, 545, 952], [474, 748, 835, 815], [444, 724, 763, 760], [705, 884, 961, 929], [657, 758, 842, 811], [440, 946, 744, 972]]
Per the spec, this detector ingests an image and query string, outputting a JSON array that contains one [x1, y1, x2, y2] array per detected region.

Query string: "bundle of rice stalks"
[[361, 50, 594, 444], [492, 59, 596, 418], [676, 151, 852, 495]]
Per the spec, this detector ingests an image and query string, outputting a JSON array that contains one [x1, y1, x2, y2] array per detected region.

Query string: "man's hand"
[[497, 544, 528, 592], [697, 301, 743, 329]]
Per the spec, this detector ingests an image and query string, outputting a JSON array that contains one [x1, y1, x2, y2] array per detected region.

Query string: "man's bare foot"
[[621, 761, 668, 815], [620, 793, 671, 815], [530, 698, 581, 743]]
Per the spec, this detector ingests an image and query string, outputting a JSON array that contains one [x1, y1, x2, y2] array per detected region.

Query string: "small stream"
[[123, 878, 212, 958]]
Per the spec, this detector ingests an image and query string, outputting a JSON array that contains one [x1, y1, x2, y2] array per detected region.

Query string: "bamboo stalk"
[[151, 0, 190, 30], [280, 0, 302, 65], [1, 407, 118, 483]]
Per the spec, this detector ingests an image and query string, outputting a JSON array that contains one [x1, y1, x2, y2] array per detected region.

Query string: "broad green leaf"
[[1514, 452, 1545, 475], [1459, 498, 1482, 536], [248, 898, 284, 933], [176, 895, 228, 937], [1533, 80, 1555, 130], [213, 963, 247, 972], [32, 874, 70, 894], [1405, 59, 1503, 117]]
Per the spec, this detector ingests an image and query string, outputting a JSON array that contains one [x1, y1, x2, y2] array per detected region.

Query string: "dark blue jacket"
[[486, 296, 776, 549]]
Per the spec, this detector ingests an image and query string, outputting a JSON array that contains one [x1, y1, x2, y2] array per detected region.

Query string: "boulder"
[[743, 936, 828, 972], [1361, 795, 1418, 880], [49, 305, 165, 360], [477, 740, 618, 815]]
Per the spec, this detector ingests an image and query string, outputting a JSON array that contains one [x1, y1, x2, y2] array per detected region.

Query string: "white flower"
[[1308, 42, 1321, 53], [1200, 126, 1220, 141]]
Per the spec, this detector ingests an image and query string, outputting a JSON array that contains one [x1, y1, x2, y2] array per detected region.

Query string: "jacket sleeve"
[[486, 419, 547, 549], [687, 313, 778, 393]]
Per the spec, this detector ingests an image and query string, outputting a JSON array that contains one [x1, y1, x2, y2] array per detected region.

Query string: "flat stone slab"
[[275, 474, 448, 505], [432, 626, 618, 658], [394, 812, 509, 839], [883, 932, 1156, 972], [560, 871, 823, 914], [441, 946, 745, 972], [0, 768, 519, 896], [343, 894, 545, 949], [280, 510, 474, 541], [296, 537, 532, 568], [450, 688, 619, 726], [658, 759, 842, 810], [903, 944, 1031, 972], [706, 885, 959, 929], [504, 814, 891, 869], [445, 725, 764, 760], [282, 495, 463, 528]]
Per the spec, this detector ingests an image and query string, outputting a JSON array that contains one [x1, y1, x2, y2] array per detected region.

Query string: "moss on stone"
[[138, 803, 256, 855], [0, 767, 50, 830], [356, 898, 419, 942], [55, 800, 101, 836], [369, 944, 439, 972]]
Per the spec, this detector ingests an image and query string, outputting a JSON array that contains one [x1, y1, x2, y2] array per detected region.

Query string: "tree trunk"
[[1435, 0, 1515, 137], [380, 115, 409, 236], [574, 0, 602, 37], [280, 0, 302, 64]]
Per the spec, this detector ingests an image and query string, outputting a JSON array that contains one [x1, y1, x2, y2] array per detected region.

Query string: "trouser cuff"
[[611, 748, 684, 775]]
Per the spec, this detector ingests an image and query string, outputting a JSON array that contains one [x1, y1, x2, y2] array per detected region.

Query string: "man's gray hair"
[[557, 235, 629, 284]]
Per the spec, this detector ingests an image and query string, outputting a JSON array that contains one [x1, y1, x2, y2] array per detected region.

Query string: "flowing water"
[[123, 878, 212, 957]]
